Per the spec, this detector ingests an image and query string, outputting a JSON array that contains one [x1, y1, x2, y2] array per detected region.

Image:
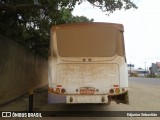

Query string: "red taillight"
[[49, 87, 54, 92], [61, 88, 66, 94]]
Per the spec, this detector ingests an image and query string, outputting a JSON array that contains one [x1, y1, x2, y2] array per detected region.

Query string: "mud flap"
[[108, 91, 129, 104]]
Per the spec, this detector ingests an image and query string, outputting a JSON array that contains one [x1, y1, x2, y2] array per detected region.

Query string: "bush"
[[130, 73, 138, 77]]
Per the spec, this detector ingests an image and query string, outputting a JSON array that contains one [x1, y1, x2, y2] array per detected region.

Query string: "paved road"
[[0, 77, 160, 120], [129, 77, 160, 86]]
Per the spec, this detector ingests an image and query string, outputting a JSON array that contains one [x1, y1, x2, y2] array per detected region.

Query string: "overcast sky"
[[72, 0, 160, 69]]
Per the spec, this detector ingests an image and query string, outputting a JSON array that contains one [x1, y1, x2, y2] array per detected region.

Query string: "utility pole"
[[28, 89, 34, 112], [145, 62, 146, 77], [130, 62, 131, 77]]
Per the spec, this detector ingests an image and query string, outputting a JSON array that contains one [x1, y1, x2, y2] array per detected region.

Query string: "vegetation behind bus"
[[0, 0, 137, 58]]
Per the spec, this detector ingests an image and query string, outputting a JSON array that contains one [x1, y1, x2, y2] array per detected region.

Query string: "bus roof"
[[51, 22, 124, 32]]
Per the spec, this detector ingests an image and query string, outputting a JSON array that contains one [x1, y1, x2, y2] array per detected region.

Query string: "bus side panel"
[[117, 57, 128, 88], [48, 57, 57, 88]]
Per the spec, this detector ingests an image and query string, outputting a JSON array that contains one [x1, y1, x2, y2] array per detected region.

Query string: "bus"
[[48, 22, 129, 104]]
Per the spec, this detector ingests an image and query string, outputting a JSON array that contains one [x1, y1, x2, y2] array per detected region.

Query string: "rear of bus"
[[48, 22, 129, 104]]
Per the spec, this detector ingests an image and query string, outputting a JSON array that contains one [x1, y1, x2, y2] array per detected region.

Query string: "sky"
[[72, 0, 160, 69]]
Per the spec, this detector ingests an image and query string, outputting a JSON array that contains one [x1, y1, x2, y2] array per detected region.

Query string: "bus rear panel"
[[48, 23, 128, 104]]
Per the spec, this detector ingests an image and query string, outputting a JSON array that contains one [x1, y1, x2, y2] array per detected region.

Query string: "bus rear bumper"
[[48, 92, 109, 104], [66, 95, 108, 104]]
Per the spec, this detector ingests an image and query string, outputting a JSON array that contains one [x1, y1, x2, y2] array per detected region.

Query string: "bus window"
[[56, 27, 118, 57], [117, 32, 125, 56]]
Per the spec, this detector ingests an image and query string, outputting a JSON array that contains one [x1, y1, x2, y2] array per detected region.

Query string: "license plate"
[[80, 89, 95, 94]]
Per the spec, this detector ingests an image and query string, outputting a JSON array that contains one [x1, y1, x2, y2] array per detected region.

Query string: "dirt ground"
[[0, 77, 160, 120]]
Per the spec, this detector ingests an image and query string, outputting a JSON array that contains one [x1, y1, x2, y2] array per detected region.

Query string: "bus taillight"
[[49, 87, 54, 92], [61, 88, 66, 94], [110, 89, 114, 94], [56, 88, 60, 93], [115, 88, 120, 93]]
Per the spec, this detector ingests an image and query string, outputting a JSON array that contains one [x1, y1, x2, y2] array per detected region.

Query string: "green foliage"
[[87, 0, 137, 14], [130, 73, 138, 77], [0, 0, 137, 58], [146, 74, 160, 78]]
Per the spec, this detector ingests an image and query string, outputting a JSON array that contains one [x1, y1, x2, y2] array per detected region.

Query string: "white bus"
[[48, 22, 129, 104]]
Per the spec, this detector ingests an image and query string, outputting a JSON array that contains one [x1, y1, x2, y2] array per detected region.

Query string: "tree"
[[0, 0, 137, 58]]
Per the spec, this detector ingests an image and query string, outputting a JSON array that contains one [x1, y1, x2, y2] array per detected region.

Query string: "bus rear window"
[[56, 27, 118, 57]]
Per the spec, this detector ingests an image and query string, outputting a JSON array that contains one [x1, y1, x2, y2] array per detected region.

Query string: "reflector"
[[57, 85, 62, 87], [113, 85, 119, 87]]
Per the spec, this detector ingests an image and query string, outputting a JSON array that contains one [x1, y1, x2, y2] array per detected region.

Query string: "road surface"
[[129, 77, 160, 86], [0, 77, 160, 120]]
